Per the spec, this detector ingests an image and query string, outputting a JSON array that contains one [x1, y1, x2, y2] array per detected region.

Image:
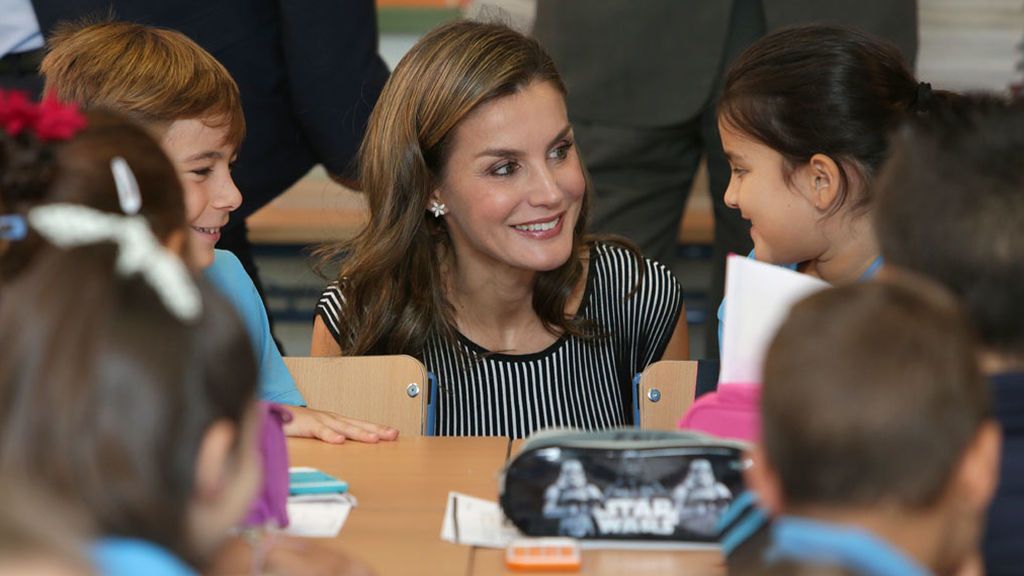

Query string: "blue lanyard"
[[0, 215, 27, 241], [859, 256, 884, 281]]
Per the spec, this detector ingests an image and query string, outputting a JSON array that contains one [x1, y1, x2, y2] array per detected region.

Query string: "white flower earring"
[[429, 199, 447, 218]]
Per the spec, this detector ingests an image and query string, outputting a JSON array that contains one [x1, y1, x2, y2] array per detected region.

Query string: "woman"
[[314, 21, 688, 438]]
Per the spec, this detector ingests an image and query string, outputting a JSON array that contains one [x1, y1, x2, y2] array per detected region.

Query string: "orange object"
[[505, 538, 581, 572]]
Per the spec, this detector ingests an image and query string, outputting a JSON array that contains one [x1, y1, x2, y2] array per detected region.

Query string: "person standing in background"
[[30, 0, 389, 349], [0, 0, 46, 96], [532, 0, 917, 357]]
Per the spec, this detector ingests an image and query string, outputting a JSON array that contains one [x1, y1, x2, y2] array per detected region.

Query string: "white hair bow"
[[27, 203, 201, 322]]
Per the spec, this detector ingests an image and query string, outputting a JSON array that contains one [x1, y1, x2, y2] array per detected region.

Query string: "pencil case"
[[498, 429, 748, 542]]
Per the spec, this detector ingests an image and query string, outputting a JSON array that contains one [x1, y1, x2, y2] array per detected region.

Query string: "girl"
[[0, 96, 372, 576], [39, 21, 395, 444], [715, 24, 956, 341], [711, 24, 958, 571], [0, 203, 262, 573], [312, 21, 689, 438]]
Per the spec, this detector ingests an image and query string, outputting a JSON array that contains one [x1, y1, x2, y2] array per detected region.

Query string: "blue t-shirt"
[[204, 249, 305, 406], [765, 516, 931, 576], [92, 538, 196, 576]]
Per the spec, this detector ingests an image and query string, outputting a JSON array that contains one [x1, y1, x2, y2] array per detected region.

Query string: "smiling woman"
[[313, 20, 689, 438]]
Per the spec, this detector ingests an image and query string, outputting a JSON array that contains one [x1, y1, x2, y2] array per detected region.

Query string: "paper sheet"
[[439, 491, 522, 548], [720, 255, 829, 384], [282, 493, 355, 538]]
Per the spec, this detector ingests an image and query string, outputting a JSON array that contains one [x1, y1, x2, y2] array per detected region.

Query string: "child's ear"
[[193, 420, 239, 502], [743, 445, 784, 516], [806, 153, 843, 211], [952, 421, 1002, 512]]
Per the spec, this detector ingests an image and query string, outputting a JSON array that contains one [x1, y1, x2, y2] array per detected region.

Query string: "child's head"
[[2, 104, 188, 280], [0, 215, 260, 565], [875, 95, 1024, 369], [718, 25, 948, 268], [749, 279, 999, 572], [41, 20, 245, 268]]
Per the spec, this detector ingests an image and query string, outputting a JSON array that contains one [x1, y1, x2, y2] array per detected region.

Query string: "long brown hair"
[[0, 246, 257, 567], [317, 20, 607, 356]]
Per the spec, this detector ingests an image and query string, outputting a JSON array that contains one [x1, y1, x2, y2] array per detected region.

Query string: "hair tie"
[[913, 82, 933, 114], [0, 214, 27, 241], [26, 203, 201, 322]]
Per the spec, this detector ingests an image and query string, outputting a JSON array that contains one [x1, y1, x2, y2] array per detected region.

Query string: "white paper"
[[720, 255, 828, 384], [439, 491, 522, 548], [282, 493, 355, 538]]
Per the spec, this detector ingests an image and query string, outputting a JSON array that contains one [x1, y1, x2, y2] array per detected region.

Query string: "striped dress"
[[316, 242, 684, 438]]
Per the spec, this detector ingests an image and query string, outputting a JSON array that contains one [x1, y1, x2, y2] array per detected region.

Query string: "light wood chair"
[[636, 360, 699, 430], [283, 355, 430, 437]]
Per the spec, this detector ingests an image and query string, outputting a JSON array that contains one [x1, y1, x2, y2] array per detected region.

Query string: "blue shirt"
[[765, 516, 931, 576], [92, 538, 196, 576], [984, 370, 1024, 576], [204, 249, 305, 406]]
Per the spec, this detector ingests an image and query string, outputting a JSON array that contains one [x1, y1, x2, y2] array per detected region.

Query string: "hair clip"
[[27, 204, 201, 322], [111, 157, 142, 215]]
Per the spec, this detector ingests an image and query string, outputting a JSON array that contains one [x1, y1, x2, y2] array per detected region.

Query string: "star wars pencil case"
[[498, 429, 748, 542]]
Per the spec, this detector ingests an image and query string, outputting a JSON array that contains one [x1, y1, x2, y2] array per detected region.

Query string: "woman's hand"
[[282, 406, 399, 444]]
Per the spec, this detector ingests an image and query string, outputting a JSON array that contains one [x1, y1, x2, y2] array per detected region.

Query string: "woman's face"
[[161, 118, 241, 269], [435, 80, 585, 277]]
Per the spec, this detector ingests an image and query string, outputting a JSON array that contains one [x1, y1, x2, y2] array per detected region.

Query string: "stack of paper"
[[719, 255, 828, 385]]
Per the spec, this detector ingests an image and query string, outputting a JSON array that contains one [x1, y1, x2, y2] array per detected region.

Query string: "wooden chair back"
[[637, 360, 699, 430], [283, 355, 429, 437]]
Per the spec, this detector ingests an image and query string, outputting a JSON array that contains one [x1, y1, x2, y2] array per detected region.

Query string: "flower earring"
[[429, 200, 447, 218]]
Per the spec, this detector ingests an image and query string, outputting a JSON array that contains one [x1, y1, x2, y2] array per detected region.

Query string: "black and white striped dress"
[[316, 242, 684, 438]]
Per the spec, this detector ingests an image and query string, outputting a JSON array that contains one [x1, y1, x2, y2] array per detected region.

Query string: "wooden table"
[[287, 437, 724, 576]]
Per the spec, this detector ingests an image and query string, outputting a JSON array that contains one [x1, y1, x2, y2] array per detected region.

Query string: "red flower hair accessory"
[[34, 93, 88, 141], [0, 89, 86, 142]]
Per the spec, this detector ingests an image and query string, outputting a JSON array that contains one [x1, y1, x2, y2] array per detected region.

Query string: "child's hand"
[[282, 406, 399, 444]]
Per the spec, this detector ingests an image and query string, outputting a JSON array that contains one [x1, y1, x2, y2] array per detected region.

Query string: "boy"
[[874, 96, 1024, 575], [746, 280, 1001, 575], [40, 21, 395, 445]]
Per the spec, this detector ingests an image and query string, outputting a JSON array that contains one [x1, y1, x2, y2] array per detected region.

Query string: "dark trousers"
[[0, 49, 45, 97], [578, 1, 764, 358]]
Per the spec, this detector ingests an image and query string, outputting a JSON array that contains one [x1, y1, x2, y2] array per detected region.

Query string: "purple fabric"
[[242, 402, 292, 528]]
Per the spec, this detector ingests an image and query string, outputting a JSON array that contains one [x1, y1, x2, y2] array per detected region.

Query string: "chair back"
[[636, 360, 699, 430], [283, 355, 429, 437]]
